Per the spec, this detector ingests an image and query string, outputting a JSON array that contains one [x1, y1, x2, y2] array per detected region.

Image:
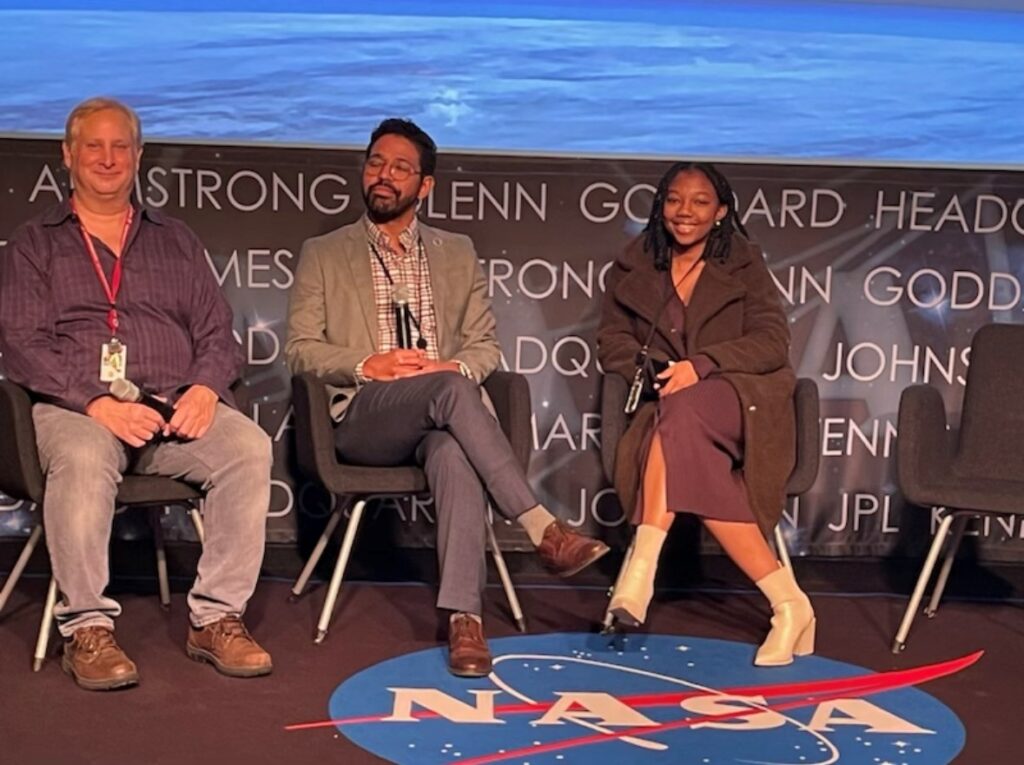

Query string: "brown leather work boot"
[[536, 520, 610, 578], [448, 614, 492, 678], [186, 616, 272, 677], [62, 626, 139, 691]]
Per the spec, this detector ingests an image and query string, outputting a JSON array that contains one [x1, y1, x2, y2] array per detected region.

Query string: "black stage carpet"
[[1, 564, 1022, 765]]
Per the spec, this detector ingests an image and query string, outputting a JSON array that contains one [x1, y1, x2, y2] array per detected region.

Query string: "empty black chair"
[[892, 322, 1024, 652], [288, 371, 532, 643]]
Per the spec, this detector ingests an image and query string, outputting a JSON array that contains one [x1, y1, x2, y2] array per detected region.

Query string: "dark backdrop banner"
[[2, 137, 1023, 561]]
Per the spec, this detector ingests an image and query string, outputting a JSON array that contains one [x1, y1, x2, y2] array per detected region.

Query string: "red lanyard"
[[71, 199, 134, 337]]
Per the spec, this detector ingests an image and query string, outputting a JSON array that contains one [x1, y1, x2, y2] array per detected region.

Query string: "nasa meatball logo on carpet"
[[286, 632, 976, 764]]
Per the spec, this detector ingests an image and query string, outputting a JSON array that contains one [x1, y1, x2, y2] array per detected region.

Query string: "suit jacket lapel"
[[422, 229, 454, 356], [341, 225, 378, 350]]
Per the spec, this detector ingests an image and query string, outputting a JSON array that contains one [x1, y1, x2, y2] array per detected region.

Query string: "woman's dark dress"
[[647, 290, 755, 522]]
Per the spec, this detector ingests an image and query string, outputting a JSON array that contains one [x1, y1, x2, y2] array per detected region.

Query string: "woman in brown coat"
[[597, 161, 814, 666]]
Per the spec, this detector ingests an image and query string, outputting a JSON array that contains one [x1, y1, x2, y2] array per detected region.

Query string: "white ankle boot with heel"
[[607, 524, 667, 627], [754, 564, 815, 666]]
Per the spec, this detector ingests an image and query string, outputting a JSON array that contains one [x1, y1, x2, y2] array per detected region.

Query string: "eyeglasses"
[[364, 155, 421, 182]]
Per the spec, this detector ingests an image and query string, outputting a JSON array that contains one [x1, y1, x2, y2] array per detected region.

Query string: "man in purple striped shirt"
[[0, 98, 273, 690]]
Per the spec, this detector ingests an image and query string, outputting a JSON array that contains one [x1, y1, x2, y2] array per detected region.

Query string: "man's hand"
[[167, 384, 218, 440], [657, 360, 699, 397], [363, 349, 429, 380], [86, 395, 165, 448], [408, 359, 462, 376]]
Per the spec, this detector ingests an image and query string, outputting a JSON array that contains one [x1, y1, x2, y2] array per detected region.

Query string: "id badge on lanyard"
[[72, 199, 134, 383], [100, 338, 127, 382]]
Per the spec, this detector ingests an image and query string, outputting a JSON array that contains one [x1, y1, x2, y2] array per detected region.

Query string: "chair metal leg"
[[150, 509, 171, 609], [601, 608, 616, 633], [291, 505, 345, 600], [486, 522, 526, 632], [189, 504, 206, 544], [315, 499, 366, 644], [773, 523, 793, 570], [892, 513, 955, 653], [925, 514, 969, 618], [0, 523, 44, 613], [33, 577, 58, 672]]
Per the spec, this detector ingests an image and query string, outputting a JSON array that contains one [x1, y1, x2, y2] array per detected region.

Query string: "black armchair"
[[892, 322, 1024, 652], [288, 370, 533, 643], [0, 379, 205, 670]]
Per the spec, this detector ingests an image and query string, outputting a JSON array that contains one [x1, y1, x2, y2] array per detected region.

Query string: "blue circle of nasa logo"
[[309, 632, 973, 764]]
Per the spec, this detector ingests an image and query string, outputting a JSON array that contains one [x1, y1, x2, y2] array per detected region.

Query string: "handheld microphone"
[[392, 283, 414, 350], [109, 378, 176, 421]]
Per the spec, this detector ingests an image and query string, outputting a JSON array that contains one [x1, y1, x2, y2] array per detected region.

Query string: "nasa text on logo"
[[288, 632, 977, 764]]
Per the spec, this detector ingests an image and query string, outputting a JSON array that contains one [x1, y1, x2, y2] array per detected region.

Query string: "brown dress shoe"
[[186, 616, 272, 677], [448, 614, 492, 678], [536, 520, 610, 578], [62, 626, 139, 691]]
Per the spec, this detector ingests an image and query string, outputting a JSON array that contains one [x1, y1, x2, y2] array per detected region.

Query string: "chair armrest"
[[600, 374, 629, 485], [0, 380, 46, 504], [786, 378, 821, 496], [483, 371, 532, 471], [897, 383, 955, 506], [229, 378, 252, 413], [290, 373, 339, 482]]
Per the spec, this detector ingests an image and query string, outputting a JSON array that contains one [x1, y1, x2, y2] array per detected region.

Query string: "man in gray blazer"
[[286, 119, 608, 677]]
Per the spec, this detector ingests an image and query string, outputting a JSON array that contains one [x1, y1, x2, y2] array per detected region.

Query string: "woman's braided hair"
[[643, 161, 748, 272]]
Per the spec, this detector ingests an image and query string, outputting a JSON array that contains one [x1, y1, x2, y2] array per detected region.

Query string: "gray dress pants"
[[334, 372, 536, 615], [32, 402, 272, 637]]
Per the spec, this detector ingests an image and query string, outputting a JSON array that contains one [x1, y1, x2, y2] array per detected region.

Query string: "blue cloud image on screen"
[[1, 1, 1022, 166]]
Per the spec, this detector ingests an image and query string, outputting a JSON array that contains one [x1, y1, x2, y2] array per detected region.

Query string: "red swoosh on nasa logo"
[[455, 651, 983, 765], [284, 650, 982, 759]]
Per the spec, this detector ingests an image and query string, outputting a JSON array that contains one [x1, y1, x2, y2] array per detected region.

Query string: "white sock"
[[517, 504, 556, 546]]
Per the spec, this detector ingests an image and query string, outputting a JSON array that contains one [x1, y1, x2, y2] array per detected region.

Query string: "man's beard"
[[363, 181, 419, 223]]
